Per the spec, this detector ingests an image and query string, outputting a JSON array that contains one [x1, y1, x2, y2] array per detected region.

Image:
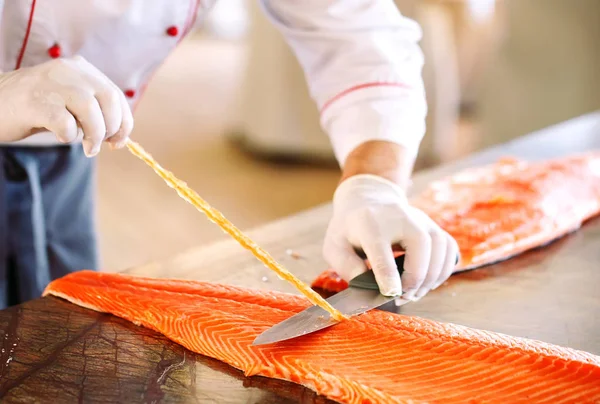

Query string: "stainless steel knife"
[[252, 250, 409, 346]]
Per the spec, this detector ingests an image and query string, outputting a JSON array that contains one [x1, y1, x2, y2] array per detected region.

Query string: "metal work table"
[[1, 112, 599, 403]]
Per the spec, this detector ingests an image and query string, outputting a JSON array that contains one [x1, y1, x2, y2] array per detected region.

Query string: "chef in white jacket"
[[0, 0, 458, 309]]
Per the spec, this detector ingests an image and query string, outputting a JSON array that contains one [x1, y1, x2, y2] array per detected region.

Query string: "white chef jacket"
[[0, 0, 427, 167]]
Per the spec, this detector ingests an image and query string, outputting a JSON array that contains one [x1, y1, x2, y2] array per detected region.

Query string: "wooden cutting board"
[[0, 296, 337, 403]]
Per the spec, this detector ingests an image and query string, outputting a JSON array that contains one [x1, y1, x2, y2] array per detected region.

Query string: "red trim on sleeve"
[[15, 0, 38, 70], [320, 82, 409, 115]]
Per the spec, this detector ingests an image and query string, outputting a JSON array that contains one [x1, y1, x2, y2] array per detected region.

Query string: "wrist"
[[334, 173, 408, 205], [339, 140, 415, 191]]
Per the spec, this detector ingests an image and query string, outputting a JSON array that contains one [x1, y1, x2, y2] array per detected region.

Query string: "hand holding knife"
[[253, 246, 458, 346]]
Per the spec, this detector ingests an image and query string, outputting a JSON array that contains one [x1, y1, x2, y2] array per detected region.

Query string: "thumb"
[[323, 234, 367, 282]]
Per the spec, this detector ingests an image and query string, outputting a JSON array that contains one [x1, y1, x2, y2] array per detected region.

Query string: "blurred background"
[[97, 0, 600, 271]]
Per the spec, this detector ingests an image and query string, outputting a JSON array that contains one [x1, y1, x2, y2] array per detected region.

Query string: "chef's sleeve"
[[258, 0, 428, 167]]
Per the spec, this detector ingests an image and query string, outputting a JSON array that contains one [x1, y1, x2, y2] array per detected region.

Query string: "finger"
[[44, 107, 79, 144], [94, 85, 122, 138], [400, 229, 431, 300], [362, 239, 401, 296], [107, 88, 134, 148], [345, 208, 401, 296], [433, 233, 460, 290], [72, 56, 128, 145], [64, 89, 106, 157], [394, 296, 411, 307], [322, 228, 366, 281], [415, 228, 447, 299]]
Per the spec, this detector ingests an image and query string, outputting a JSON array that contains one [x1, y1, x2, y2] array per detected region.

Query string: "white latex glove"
[[323, 174, 459, 301], [0, 56, 133, 156]]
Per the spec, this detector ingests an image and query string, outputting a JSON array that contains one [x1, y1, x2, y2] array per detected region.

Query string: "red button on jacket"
[[48, 44, 61, 58], [166, 26, 179, 37]]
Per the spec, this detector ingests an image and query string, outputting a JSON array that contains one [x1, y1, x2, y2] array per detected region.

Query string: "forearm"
[[259, 0, 427, 168], [340, 141, 415, 191]]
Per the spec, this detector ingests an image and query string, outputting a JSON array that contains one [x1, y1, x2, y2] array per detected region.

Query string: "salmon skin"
[[43, 270, 600, 404], [312, 152, 600, 294]]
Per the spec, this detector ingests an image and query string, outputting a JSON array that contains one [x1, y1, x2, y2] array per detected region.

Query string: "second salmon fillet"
[[312, 152, 600, 293]]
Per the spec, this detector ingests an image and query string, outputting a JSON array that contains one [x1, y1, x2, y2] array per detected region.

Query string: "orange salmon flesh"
[[44, 271, 600, 404]]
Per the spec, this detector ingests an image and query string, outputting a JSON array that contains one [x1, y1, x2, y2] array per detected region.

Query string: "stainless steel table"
[[129, 110, 600, 355]]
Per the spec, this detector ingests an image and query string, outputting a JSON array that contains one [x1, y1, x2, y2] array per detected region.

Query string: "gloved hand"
[[323, 174, 459, 301], [0, 56, 133, 156]]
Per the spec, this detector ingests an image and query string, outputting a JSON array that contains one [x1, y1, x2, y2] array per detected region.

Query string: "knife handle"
[[349, 247, 459, 291]]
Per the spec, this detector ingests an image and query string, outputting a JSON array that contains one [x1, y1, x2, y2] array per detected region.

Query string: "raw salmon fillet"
[[43, 270, 600, 404], [313, 152, 600, 293]]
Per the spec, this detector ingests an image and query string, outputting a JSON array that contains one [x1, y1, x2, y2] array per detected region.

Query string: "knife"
[[252, 248, 409, 346]]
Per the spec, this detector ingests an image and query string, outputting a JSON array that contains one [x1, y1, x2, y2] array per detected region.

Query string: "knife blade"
[[252, 249, 409, 346]]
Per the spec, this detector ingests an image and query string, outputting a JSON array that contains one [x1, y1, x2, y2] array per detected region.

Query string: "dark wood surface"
[[0, 297, 337, 404], [1, 111, 599, 403]]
